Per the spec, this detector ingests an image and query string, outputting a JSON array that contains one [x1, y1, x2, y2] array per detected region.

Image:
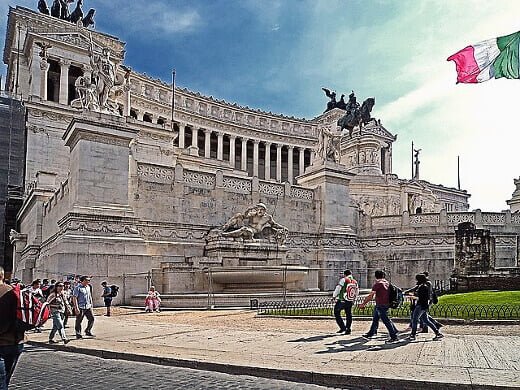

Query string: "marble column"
[[204, 129, 211, 158], [40, 60, 49, 101], [264, 142, 272, 180], [287, 146, 294, 184], [299, 147, 305, 176], [217, 133, 224, 160], [192, 127, 199, 147], [253, 140, 260, 177], [241, 138, 248, 171], [136, 110, 144, 121], [30, 50, 41, 98], [178, 123, 185, 148], [59, 60, 70, 105], [229, 136, 236, 168], [276, 144, 282, 182]]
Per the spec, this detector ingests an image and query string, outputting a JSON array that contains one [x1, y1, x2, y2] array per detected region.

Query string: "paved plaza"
[[21, 309, 520, 390]]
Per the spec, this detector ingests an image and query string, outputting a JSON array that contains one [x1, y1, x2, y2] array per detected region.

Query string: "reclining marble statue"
[[211, 203, 289, 245]]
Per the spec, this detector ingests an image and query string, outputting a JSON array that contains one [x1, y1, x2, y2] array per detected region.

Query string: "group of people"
[[333, 269, 444, 343]]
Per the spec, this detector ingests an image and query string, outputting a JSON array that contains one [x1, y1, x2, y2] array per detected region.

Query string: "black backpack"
[[110, 285, 119, 297], [388, 283, 403, 309]]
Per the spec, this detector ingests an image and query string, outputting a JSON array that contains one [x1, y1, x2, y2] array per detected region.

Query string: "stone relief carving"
[[482, 213, 506, 225], [62, 220, 140, 235], [316, 126, 342, 163], [137, 164, 174, 183], [447, 213, 475, 225], [410, 214, 440, 225], [182, 170, 215, 189], [290, 187, 313, 201], [209, 203, 289, 245], [259, 182, 284, 197]]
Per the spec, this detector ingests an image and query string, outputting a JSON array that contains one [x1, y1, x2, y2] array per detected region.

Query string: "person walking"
[[62, 281, 72, 327], [72, 276, 95, 339], [101, 281, 112, 317], [46, 282, 70, 344], [0, 266, 25, 390], [359, 270, 399, 343], [407, 273, 444, 341], [332, 270, 358, 335]]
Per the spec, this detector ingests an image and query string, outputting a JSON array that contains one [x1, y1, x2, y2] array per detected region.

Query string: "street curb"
[[28, 341, 517, 390]]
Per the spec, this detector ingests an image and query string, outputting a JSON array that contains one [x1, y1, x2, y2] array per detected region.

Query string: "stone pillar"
[[178, 123, 185, 148], [299, 147, 305, 176], [136, 110, 144, 121], [59, 60, 70, 105], [264, 142, 271, 180], [188, 126, 199, 156], [30, 50, 41, 98], [217, 133, 224, 161], [507, 177, 520, 213], [40, 60, 49, 101], [63, 116, 138, 214], [276, 144, 282, 182], [204, 129, 211, 158], [287, 146, 294, 184], [253, 140, 260, 177], [229, 136, 236, 168], [241, 138, 248, 171]]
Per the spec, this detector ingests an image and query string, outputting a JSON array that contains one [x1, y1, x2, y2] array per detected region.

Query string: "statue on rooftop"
[[337, 92, 376, 137], [38, 0, 50, 14], [322, 88, 337, 112], [37, 0, 95, 28], [316, 126, 342, 164]]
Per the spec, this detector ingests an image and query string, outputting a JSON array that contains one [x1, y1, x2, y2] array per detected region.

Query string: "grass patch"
[[439, 290, 520, 306]]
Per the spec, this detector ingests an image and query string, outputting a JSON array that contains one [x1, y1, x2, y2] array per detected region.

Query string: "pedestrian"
[[144, 286, 161, 312], [359, 270, 399, 343], [62, 281, 72, 327], [72, 276, 95, 339], [407, 273, 444, 341], [24, 280, 43, 333], [0, 266, 25, 390], [101, 281, 112, 317], [403, 272, 442, 333], [332, 270, 358, 335], [46, 282, 70, 344]]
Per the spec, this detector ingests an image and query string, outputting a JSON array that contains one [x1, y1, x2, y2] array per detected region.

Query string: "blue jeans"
[[411, 305, 439, 336], [334, 300, 353, 331], [49, 311, 67, 341], [367, 305, 398, 338], [0, 344, 24, 390]]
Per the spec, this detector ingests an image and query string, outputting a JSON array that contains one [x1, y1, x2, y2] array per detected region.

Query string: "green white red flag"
[[447, 30, 520, 83]]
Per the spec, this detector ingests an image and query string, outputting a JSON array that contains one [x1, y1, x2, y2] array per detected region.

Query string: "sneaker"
[[48, 339, 57, 344], [85, 332, 95, 337], [63, 339, 70, 344], [76, 334, 83, 339], [407, 335, 416, 341], [385, 337, 399, 344], [336, 329, 346, 334], [419, 328, 429, 334], [433, 333, 444, 341], [344, 329, 351, 335], [402, 326, 412, 332], [362, 333, 375, 339]]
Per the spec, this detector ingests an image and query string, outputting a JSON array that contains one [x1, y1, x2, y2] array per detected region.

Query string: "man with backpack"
[[332, 270, 358, 335], [101, 281, 112, 317], [359, 270, 399, 343], [0, 266, 25, 390]]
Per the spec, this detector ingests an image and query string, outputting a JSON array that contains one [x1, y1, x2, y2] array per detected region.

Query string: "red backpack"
[[13, 284, 51, 331]]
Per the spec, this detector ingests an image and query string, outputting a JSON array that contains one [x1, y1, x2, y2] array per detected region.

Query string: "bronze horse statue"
[[337, 97, 375, 137]]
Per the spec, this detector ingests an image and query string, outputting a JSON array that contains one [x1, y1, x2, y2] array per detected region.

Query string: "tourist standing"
[[101, 281, 112, 317], [144, 286, 161, 312], [24, 280, 43, 333], [0, 266, 25, 390], [46, 282, 70, 344], [72, 276, 95, 339], [359, 270, 399, 343], [332, 270, 358, 335], [407, 273, 444, 341]]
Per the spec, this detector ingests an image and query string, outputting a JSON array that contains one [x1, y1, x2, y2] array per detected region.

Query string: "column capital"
[[59, 59, 71, 67], [229, 134, 237, 140], [203, 128, 212, 135], [40, 59, 49, 71], [253, 139, 261, 145], [276, 143, 283, 150], [288, 145, 294, 151]]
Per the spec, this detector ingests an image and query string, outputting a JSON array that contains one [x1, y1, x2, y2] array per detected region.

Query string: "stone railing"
[[180, 168, 314, 201], [368, 210, 520, 231]]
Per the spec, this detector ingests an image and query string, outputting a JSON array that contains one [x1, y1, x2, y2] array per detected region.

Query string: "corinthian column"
[[276, 144, 282, 182], [217, 133, 224, 160], [299, 147, 305, 176], [287, 146, 294, 184], [229, 136, 236, 168], [204, 129, 211, 158], [59, 60, 70, 105], [178, 123, 185, 148], [241, 138, 248, 171], [40, 60, 50, 101], [253, 140, 260, 177], [264, 142, 272, 180]]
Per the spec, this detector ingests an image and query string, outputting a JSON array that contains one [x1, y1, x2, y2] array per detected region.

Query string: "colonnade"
[[175, 122, 313, 183]]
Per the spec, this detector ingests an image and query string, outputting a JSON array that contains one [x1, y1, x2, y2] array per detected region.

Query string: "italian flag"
[[447, 30, 520, 83]]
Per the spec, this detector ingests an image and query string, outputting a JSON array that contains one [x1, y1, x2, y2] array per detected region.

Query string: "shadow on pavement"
[[315, 336, 412, 354], [288, 334, 337, 343]]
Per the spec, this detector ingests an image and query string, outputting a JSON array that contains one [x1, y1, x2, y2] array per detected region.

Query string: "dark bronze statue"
[[50, 0, 61, 18], [337, 92, 376, 137], [69, 0, 83, 23], [322, 88, 337, 112], [336, 94, 347, 110], [38, 0, 50, 14], [59, 0, 70, 20], [82, 8, 95, 28]]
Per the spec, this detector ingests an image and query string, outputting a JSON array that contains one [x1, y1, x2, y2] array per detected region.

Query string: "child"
[[144, 286, 161, 312]]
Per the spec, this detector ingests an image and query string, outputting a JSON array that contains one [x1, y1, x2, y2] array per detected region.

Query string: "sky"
[[1, 0, 519, 211]]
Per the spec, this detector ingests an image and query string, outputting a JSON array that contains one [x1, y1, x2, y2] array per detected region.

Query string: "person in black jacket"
[[407, 273, 443, 341], [0, 266, 25, 389]]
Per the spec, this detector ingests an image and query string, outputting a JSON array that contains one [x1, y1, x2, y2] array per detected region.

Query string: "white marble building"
[[3, 7, 519, 305]]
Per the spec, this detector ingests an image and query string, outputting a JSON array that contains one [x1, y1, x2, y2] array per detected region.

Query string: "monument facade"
[[3, 6, 519, 305]]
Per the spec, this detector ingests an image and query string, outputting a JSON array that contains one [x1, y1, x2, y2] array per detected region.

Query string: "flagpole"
[[411, 141, 414, 179], [171, 69, 176, 124], [457, 155, 461, 190]]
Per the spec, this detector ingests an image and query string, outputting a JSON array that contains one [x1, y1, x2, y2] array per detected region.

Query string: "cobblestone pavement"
[[10, 345, 341, 390]]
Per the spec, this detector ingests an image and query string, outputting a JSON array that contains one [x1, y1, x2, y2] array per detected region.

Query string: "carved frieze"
[[512, 213, 520, 225], [410, 213, 440, 225], [137, 164, 174, 183], [481, 213, 506, 225], [259, 182, 284, 197], [361, 236, 453, 248], [222, 177, 251, 193], [290, 187, 313, 201], [183, 170, 215, 189], [447, 213, 475, 225], [62, 220, 140, 235]]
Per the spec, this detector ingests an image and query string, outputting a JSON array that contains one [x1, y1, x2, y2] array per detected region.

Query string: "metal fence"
[[258, 296, 520, 320]]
